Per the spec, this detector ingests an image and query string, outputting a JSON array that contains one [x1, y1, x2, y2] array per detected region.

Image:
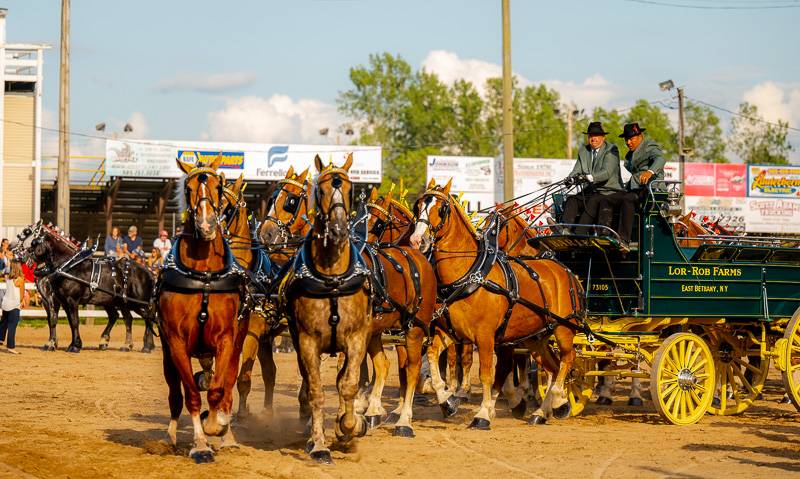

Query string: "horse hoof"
[[627, 397, 643, 407], [385, 412, 401, 424], [194, 372, 209, 392], [66, 346, 81, 354], [595, 396, 612, 406], [779, 395, 791, 404], [511, 400, 527, 419], [98, 343, 108, 351], [304, 441, 314, 454], [439, 395, 459, 418], [189, 449, 215, 464], [200, 410, 229, 437], [552, 402, 571, 420], [365, 415, 383, 429], [467, 418, 491, 430], [357, 414, 369, 437], [455, 394, 469, 404], [140, 348, 153, 354], [528, 414, 547, 425], [393, 426, 415, 438], [119, 346, 131, 353], [309, 450, 333, 464]]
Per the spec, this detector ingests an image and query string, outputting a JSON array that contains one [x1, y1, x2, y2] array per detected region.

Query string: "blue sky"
[[6, 0, 800, 160]]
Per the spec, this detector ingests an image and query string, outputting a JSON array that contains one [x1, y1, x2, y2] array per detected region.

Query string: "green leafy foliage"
[[684, 102, 727, 163], [729, 102, 792, 165]]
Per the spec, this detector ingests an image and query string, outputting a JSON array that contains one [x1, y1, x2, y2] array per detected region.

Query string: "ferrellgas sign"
[[748, 165, 800, 198]]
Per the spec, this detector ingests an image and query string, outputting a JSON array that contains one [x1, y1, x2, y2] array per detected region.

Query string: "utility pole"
[[677, 87, 685, 209], [566, 108, 574, 160], [501, 0, 514, 202], [56, 0, 70, 230]]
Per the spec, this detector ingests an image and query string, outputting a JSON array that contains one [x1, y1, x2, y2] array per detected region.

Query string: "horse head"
[[10, 219, 44, 262], [409, 177, 454, 253], [259, 166, 310, 248], [177, 155, 225, 241], [312, 153, 355, 248], [220, 173, 246, 228]]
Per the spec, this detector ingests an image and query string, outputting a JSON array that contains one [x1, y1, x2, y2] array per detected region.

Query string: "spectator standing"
[[122, 225, 144, 260], [0, 261, 28, 354], [104, 227, 123, 257], [0, 238, 11, 274], [153, 230, 172, 259]]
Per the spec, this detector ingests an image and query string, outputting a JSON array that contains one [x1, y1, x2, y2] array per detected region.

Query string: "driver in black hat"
[[559, 121, 623, 234], [598, 122, 666, 249]]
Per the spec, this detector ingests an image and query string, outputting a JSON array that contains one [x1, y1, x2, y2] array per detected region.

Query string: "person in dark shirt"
[[122, 225, 144, 260]]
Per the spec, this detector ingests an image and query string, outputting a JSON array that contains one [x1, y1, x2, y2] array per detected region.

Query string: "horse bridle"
[[184, 167, 225, 226], [314, 167, 354, 223], [414, 188, 452, 239], [262, 177, 309, 247], [366, 200, 393, 241]]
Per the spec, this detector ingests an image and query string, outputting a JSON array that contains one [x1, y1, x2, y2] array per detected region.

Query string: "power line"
[[623, 0, 800, 8], [686, 96, 800, 133]]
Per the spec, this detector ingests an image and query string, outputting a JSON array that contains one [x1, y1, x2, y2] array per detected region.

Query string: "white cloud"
[[742, 81, 800, 127], [124, 111, 150, 139], [421, 50, 615, 110], [155, 72, 257, 93], [205, 94, 341, 144]]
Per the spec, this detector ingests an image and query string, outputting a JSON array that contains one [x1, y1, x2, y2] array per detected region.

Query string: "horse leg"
[[394, 326, 424, 438], [495, 347, 525, 419], [596, 359, 616, 405], [628, 377, 644, 406], [207, 335, 240, 449], [388, 344, 409, 424], [468, 335, 497, 430], [289, 325, 312, 420], [166, 341, 213, 462], [335, 335, 369, 445], [98, 307, 117, 351], [65, 303, 82, 353], [119, 309, 134, 352], [161, 341, 183, 447], [446, 343, 458, 393], [298, 334, 330, 463], [456, 343, 474, 402], [236, 328, 260, 419], [364, 334, 389, 428], [141, 309, 156, 353], [257, 332, 277, 421], [44, 301, 59, 351], [426, 331, 459, 417], [354, 355, 371, 415], [531, 327, 576, 424]]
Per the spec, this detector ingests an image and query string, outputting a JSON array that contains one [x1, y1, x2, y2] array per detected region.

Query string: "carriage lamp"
[[660, 188, 683, 223]]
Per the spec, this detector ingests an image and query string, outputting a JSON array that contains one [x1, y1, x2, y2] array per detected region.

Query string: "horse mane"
[[388, 198, 413, 221], [43, 224, 80, 251], [429, 186, 479, 238]]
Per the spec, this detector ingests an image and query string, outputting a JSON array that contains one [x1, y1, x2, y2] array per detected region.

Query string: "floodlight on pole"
[[95, 122, 106, 132], [659, 79, 675, 91], [123, 123, 133, 133]]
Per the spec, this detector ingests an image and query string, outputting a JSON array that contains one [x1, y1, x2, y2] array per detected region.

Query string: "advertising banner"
[[684, 163, 715, 196], [427, 155, 495, 213], [714, 164, 747, 197], [748, 165, 800, 198], [744, 198, 800, 233], [106, 140, 382, 183]]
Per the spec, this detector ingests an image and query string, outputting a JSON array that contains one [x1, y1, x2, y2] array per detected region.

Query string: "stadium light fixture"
[[659, 79, 675, 92]]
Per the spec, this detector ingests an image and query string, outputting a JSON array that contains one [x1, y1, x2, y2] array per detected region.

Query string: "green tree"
[[729, 102, 792, 165], [684, 102, 727, 163], [623, 100, 677, 158], [514, 84, 567, 158], [449, 79, 491, 156], [574, 107, 626, 156]]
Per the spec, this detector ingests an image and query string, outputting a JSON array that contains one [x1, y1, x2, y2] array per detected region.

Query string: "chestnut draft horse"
[[409, 179, 585, 428], [368, 189, 475, 405], [236, 166, 313, 419], [157, 156, 246, 463], [361, 187, 437, 437], [279, 155, 372, 464]]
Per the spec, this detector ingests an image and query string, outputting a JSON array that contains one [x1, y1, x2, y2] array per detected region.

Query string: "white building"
[[0, 8, 50, 238]]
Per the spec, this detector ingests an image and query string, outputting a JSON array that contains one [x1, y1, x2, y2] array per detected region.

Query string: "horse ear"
[[314, 154, 323, 173], [209, 153, 224, 171], [219, 171, 227, 187], [297, 168, 309, 183], [427, 178, 436, 189], [369, 187, 378, 202], [286, 165, 295, 179], [233, 173, 244, 195], [385, 189, 394, 203], [176, 158, 194, 175], [443, 178, 453, 195], [342, 152, 353, 171]]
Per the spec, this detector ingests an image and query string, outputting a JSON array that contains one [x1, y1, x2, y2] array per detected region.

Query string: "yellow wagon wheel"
[[705, 330, 769, 416], [537, 357, 595, 417], [780, 308, 800, 411], [650, 332, 715, 425]]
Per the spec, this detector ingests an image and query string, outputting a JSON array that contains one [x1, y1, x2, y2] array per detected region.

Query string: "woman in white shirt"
[[0, 261, 27, 354]]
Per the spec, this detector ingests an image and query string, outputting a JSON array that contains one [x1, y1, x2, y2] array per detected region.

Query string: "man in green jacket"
[[598, 122, 666, 247], [560, 122, 623, 234]]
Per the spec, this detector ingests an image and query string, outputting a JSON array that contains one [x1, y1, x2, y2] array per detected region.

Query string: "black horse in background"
[[13, 222, 156, 353]]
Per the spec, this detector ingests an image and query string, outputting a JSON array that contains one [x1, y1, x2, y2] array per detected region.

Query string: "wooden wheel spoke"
[[690, 358, 708, 374], [686, 346, 702, 372], [672, 390, 683, 418], [684, 341, 695, 369], [678, 340, 687, 370], [661, 381, 679, 398], [731, 364, 757, 395], [734, 358, 764, 377], [664, 354, 682, 376], [689, 388, 703, 408], [664, 384, 681, 411]]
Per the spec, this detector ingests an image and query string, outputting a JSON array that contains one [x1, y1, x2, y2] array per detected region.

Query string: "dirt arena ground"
[[2, 324, 800, 479]]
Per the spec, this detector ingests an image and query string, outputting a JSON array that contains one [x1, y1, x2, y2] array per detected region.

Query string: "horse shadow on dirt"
[[681, 419, 800, 472]]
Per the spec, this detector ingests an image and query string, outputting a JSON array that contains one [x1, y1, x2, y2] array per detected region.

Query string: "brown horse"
[[368, 190, 475, 404], [280, 154, 371, 463], [361, 188, 437, 437], [158, 156, 246, 463], [409, 179, 584, 427], [674, 212, 716, 248], [235, 166, 313, 420]]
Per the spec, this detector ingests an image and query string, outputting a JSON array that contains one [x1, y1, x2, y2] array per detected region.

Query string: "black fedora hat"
[[619, 122, 646, 139], [583, 121, 609, 136]]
